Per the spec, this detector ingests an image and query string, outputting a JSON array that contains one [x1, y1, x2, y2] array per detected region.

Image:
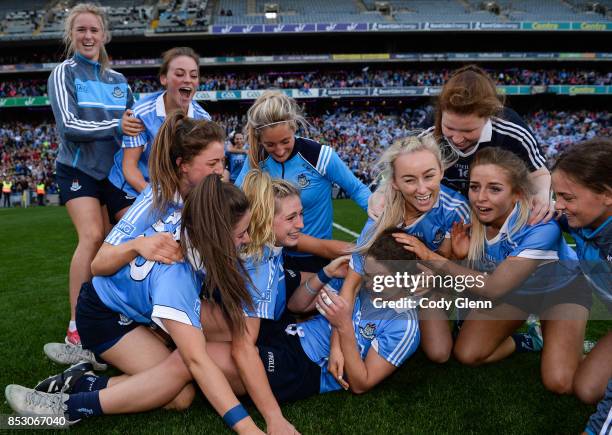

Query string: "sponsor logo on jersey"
[[118, 313, 133, 326], [112, 86, 125, 98], [359, 322, 376, 340], [70, 179, 82, 192], [125, 194, 136, 200], [297, 173, 310, 188]]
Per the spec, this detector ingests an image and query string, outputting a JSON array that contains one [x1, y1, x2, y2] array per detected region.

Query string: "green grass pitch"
[[0, 202, 608, 434]]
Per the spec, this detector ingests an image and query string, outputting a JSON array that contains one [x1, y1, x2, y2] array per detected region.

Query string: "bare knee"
[[164, 384, 195, 411], [77, 227, 105, 249], [542, 370, 574, 395], [573, 378, 603, 404], [424, 343, 452, 364], [167, 350, 192, 382], [453, 344, 486, 367]]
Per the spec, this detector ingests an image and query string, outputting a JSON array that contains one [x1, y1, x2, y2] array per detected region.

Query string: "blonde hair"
[[357, 134, 448, 254], [241, 169, 300, 259], [63, 3, 111, 71], [467, 147, 534, 265], [245, 90, 308, 168]]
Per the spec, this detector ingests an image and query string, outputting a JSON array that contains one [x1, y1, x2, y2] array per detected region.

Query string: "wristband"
[[317, 268, 332, 284], [305, 277, 318, 295], [222, 404, 249, 428]]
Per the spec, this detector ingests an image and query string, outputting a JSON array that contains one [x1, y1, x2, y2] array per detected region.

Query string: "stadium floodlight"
[[264, 3, 279, 21]]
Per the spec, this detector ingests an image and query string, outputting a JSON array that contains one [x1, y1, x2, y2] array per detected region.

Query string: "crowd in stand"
[[1, 68, 611, 98], [0, 108, 608, 200]]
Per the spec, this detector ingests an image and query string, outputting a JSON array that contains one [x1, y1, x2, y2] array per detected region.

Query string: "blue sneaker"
[[526, 316, 543, 352]]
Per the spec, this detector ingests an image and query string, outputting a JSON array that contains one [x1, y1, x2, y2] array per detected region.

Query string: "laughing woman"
[[394, 147, 590, 394]]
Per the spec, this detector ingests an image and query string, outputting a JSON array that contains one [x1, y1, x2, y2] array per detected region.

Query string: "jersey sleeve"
[[318, 147, 371, 211], [496, 109, 546, 171], [510, 222, 562, 260], [371, 314, 420, 367], [105, 187, 155, 245], [48, 63, 121, 143], [234, 157, 253, 187], [151, 263, 202, 331], [349, 218, 376, 275], [440, 191, 471, 237], [122, 110, 148, 148], [242, 255, 283, 320]]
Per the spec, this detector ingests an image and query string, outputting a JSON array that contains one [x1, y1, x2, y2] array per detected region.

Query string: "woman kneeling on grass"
[[5, 175, 263, 433], [549, 138, 611, 434], [393, 147, 591, 395]]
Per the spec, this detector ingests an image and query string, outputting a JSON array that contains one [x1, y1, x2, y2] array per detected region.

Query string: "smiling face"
[[552, 170, 612, 229], [391, 149, 443, 216], [468, 164, 519, 229], [273, 195, 304, 247], [179, 141, 225, 189], [441, 111, 487, 152], [259, 123, 295, 163], [232, 210, 252, 250], [233, 133, 245, 148], [71, 12, 105, 62], [161, 55, 199, 113]]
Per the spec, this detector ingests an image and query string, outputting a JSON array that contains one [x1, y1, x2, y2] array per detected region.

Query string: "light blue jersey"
[[105, 185, 183, 246], [560, 216, 611, 312], [242, 246, 287, 321], [299, 286, 420, 393], [226, 148, 248, 183], [351, 185, 470, 274], [235, 137, 371, 246], [479, 204, 580, 295], [93, 220, 202, 332], [108, 91, 211, 197]]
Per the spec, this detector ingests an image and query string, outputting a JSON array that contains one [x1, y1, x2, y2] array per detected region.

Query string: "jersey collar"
[[446, 118, 493, 158], [155, 91, 195, 118], [578, 216, 612, 240], [485, 202, 520, 245], [398, 191, 442, 231]]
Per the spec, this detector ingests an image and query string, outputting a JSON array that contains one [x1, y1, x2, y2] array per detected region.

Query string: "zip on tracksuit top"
[[235, 137, 371, 244], [48, 53, 133, 180]]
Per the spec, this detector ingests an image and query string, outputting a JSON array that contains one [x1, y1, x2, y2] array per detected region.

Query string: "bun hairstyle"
[[434, 65, 504, 142], [148, 110, 225, 215], [181, 174, 252, 333]]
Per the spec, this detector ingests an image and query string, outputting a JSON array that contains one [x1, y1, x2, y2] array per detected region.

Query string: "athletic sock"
[[512, 332, 537, 352], [72, 374, 109, 393], [68, 321, 77, 332], [66, 391, 103, 420]]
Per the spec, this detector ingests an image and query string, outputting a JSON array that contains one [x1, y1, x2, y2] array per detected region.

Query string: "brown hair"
[[552, 137, 612, 194], [63, 3, 111, 70], [180, 174, 252, 333], [434, 65, 504, 141], [148, 110, 225, 215], [367, 227, 418, 263], [468, 147, 534, 264], [159, 47, 200, 79]]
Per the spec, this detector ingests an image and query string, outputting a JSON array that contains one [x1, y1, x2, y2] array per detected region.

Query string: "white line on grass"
[[333, 222, 360, 238]]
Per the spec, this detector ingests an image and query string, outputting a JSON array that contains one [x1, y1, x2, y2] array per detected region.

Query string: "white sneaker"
[[43, 343, 107, 371], [4, 384, 77, 426]]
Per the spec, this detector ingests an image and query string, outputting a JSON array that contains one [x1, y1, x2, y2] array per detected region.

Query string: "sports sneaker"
[[526, 319, 544, 352], [43, 343, 107, 371], [65, 328, 81, 346], [583, 339, 597, 354], [34, 362, 94, 394], [4, 385, 77, 426]]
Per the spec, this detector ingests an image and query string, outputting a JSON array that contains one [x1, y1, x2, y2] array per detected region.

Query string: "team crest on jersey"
[[359, 322, 376, 340], [70, 179, 82, 192], [118, 313, 133, 326], [112, 86, 125, 98], [297, 173, 310, 188], [433, 229, 445, 246]]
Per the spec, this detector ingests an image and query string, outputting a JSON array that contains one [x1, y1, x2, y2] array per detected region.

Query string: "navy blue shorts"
[[284, 253, 329, 274], [500, 274, 593, 314], [76, 282, 144, 358], [102, 178, 136, 222], [256, 316, 321, 403]]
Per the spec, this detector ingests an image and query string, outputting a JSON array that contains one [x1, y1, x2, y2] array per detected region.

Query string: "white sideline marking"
[[333, 222, 360, 238]]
